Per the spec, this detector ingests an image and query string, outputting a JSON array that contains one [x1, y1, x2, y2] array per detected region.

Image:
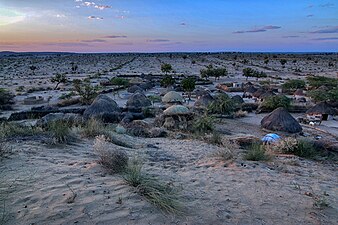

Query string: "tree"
[[181, 77, 196, 100], [280, 59, 287, 67], [73, 78, 98, 105], [207, 93, 235, 116], [243, 68, 255, 80], [160, 75, 175, 88], [264, 59, 269, 65], [308, 87, 338, 103], [262, 95, 291, 110], [200, 67, 227, 81], [51, 73, 67, 90], [306, 76, 338, 89], [161, 63, 173, 75], [29, 65, 37, 75]]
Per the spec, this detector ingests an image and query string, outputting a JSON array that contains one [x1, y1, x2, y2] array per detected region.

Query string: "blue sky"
[[0, 0, 337, 52]]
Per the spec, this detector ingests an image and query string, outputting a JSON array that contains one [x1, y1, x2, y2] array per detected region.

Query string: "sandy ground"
[[1, 128, 337, 225]]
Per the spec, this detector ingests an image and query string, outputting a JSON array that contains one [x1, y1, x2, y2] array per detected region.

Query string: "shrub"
[[308, 87, 338, 102], [207, 94, 235, 115], [160, 75, 175, 87], [0, 122, 41, 139], [307, 76, 338, 89], [161, 63, 173, 75], [93, 135, 128, 173], [200, 67, 227, 80], [73, 78, 98, 105], [262, 95, 291, 110], [46, 121, 74, 145], [271, 137, 320, 159], [181, 77, 196, 100], [81, 118, 107, 138], [244, 144, 270, 161], [282, 79, 306, 90], [51, 73, 67, 90], [192, 114, 214, 134]]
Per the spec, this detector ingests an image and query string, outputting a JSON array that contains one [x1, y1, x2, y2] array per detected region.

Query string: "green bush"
[[192, 114, 214, 134], [110, 77, 129, 86], [282, 79, 306, 90], [160, 75, 175, 87], [46, 121, 73, 145], [73, 78, 98, 105], [307, 76, 338, 89], [262, 95, 291, 110], [308, 87, 338, 102], [207, 94, 235, 115], [244, 144, 270, 161]]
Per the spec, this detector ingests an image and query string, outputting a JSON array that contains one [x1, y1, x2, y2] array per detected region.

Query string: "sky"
[[0, 0, 337, 52]]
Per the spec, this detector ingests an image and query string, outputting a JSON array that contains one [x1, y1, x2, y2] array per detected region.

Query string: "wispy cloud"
[[81, 39, 106, 43], [319, 3, 334, 7], [180, 22, 186, 26], [88, 16, 103, 20], [311, 37, 338, 41], [309, 26, 338, 33], [146, 39, 170, 42], [282, 35, 300, 38], [56, 14, 66, 18], [234, 25, 281, 34], [95, 5, 111, 10], [83, 2, 96, 7], [103, 35, 127, 38], [307, 14, 314, 17], [46, 42, 89, 47]]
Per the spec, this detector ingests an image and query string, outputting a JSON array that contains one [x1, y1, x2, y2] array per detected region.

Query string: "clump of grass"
[[93, 135, 128, 173], [244, 143, 270, 161], [123, 159, 183, 215], [207, 132, 222, 146], [192, 114, 214, 134], [0, 142, 12, 159], [213, 148, 233, 161], [313, 193, 330, 209], [81, 118, 108, 138], [0, 122, 42, 139], [270, 137, 321, 159], [46, 121, 74, 145]]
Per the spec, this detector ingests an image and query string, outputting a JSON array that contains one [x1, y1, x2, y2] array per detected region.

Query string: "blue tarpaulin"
[[262, 133, 281, 143]]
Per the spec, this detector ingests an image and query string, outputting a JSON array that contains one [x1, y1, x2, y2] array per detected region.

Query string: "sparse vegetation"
[[73, 78, 98, 105], [110, 77, 130, 87], [0, 122, 42, 140], [207, 93, 235, 116], [123, 158, 183, 214], [244, 143, 270, 161], [160, 75, 175, 88], [161, 63, 173, 75], [282, 79, 306, 90], [192, 114, 214, 134], [46, 121, 74, 145], [93, 135, 129, 173], [181, 77, 196, 100], [51, 73, 67, 90], [200, 66, 228, 80]]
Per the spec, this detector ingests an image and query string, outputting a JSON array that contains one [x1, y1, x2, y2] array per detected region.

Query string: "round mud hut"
[[126, 92, 151, 112], [162, 105, 193, 130], [194, 93, 214, 109], [162, 91, 184, 105], [83, 95, 121, 122], [261, 107, 302, 133]]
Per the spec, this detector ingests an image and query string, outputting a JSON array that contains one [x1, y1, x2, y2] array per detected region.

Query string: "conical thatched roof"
[[261, 107, 302, 133], [126, 92, 151, 110], [194, 93, 214, 108], [83, 95, 121, 120], [162, 91, 183, 104], [253, 89, 266, 98], [294, 89, 305, 96], [244, 85, 257, 94], [306, 102, 336, 115], [163, 105, 190, 116], [127, 85, 144, 93]]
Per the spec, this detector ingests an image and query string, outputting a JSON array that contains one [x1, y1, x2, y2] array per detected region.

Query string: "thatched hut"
[[243, 86, 258, 98], [194, 93, 214, 109], [83, 95, 121, 122], [127, 85, 144, 93], [293, 89, 305, 99], [126, 92, 151, 112], [306, 102, 336, 121], [162, 105, 193, 130], [162, 91, 184, 105], [261, 107, 302, 133]]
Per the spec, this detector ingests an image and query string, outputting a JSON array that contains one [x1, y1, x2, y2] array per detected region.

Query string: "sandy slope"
[[1, 132, 337, 225]]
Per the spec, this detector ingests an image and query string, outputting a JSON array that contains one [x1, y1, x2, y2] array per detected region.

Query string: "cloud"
[[233, 25, 281, 34], [282, 35, 300, 38], [146, 39, 170, 42], [180, 22, 186, 26], [46, 42, 89, 47], [103, 35, 127, 38], [95, 5, 111, 10], [81, 39, 106, 43], [56, 14, 66, 18], [319, 3, 334, 7], [83, 2, 96, 7], [309, 26, 338, 33], [88, 16, 103, 20], [312, 37, 338, 41], [75, 0, 82, 2], [307, 14, 314, 17]]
